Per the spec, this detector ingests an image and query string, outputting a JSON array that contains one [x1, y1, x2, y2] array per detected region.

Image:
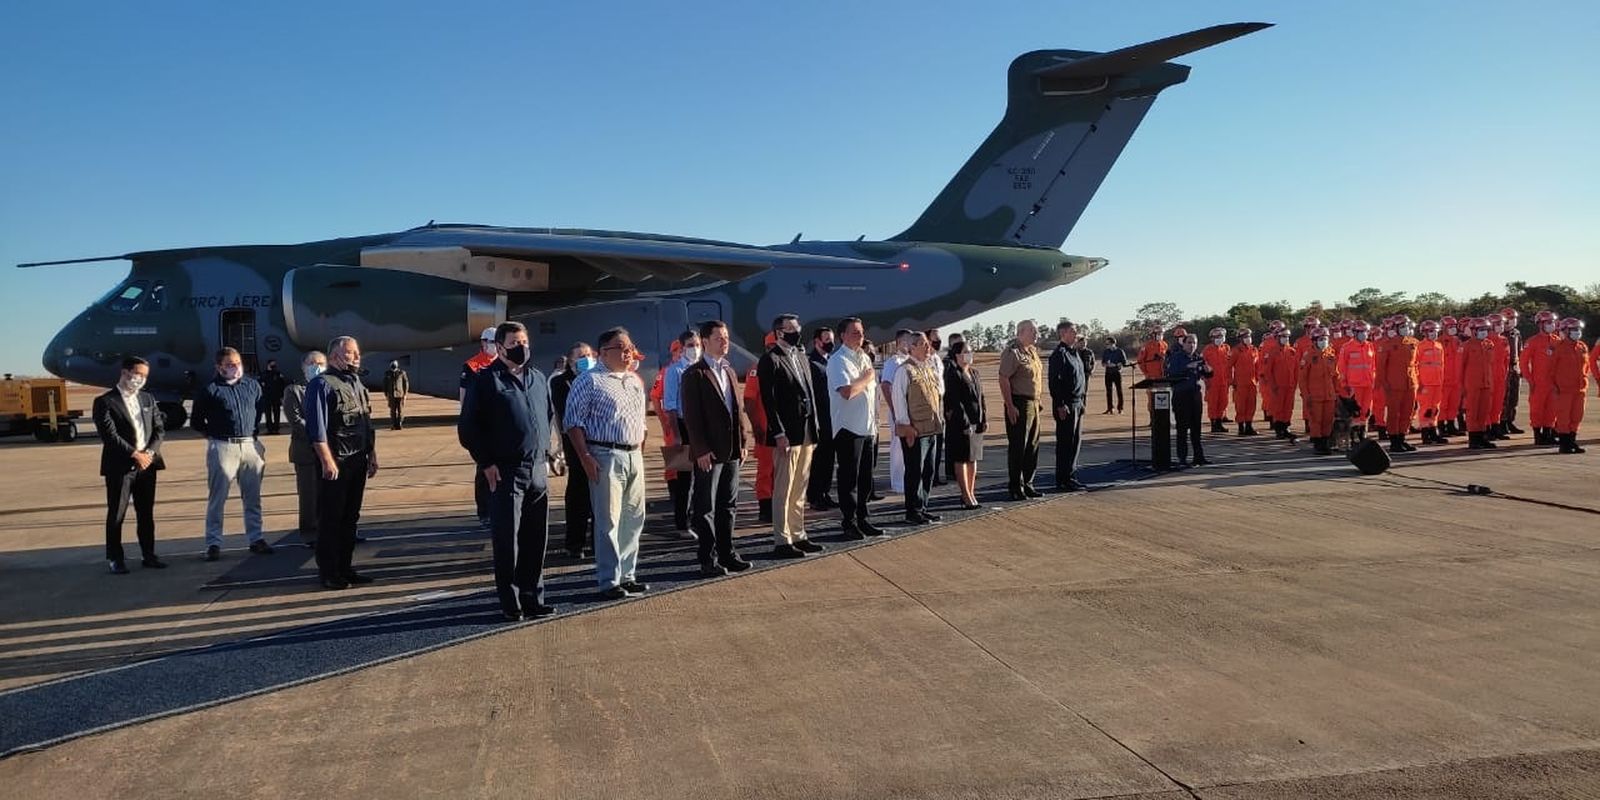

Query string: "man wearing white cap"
[[460, 327, 501, 527]]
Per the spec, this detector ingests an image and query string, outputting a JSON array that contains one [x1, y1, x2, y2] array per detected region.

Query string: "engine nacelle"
[[282, 266, 505, 351]]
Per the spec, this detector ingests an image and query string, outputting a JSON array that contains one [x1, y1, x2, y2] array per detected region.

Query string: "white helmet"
[[480, 326, 498, 342]]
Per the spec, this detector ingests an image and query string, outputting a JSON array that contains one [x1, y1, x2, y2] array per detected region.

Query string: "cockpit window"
[[107, 281, 149, 312]]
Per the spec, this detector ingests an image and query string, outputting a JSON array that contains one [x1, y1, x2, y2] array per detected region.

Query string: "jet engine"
[[282, 266, 505, 351]]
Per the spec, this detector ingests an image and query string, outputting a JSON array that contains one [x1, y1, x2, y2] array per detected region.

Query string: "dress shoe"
[[809, 496, 837, 510], [793, 539, 824, 553], [920, 512, 942, 522], [204, 545, 221, 562], [772, 544, 807, 559], [1102, 409, 1114, 415], [1059, 481, 1088, 493], [1193, 457, 1212, 466], [141, 556, 168, 569], [600, 585, 634, 599], [527, 603, 557, 618], [108, 559, 129, 575], [961, 501, 982, 510], [839, 527, 866, 541], [868, 492, 885, 501], [860, 522, 887, 537], [721, 556, 752, 573], [322, 577, 350, 590], [622, 580, 650, 594], [1506, 422, 1525, 434], [698, 562, 729, 578], [902, 514, 926, 526], [1007, 491, 1025, 501], [342, 572, 375, 585], [501, 609, 525, 622], [248, 540, 275, 555], [1022, 487, 1043, 499]]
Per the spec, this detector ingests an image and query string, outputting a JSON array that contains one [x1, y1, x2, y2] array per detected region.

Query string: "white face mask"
[[121, 374, 145, 391], [1543, 323, 1557, 334], [221, 365, 243, 382], [304, 363, 325, 381], [1277, 337, 1290, 346], [1355, 331, 1368, 341], [1571, 330, 1585, 341], [1426, 331, 1439, 340], [1211, 337, 1224, 345], [1475, 330, 1489, 340], [682, 346, 702, 363], [1314, 338, 1328, 349], [1398, 326, 1413, 337], [1446, 327, 1458, 336], [483, 342, 498, 357], [960, 351, 974, 366]]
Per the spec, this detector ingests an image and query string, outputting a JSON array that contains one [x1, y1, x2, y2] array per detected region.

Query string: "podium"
[[1131, 377, 1184, 471]]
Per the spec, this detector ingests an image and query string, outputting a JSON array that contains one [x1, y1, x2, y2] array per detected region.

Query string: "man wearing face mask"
[[382, 360, 409, 431], [681, 320, 752, 577], [1337, 321, 1376, 441], [1550, 318, 1589, 454], [923, 328, 949, 486], [1230, 328, 1260, 435], [284, 351, 328, 548], [999, 320, 1045, 498], [1439, 316, 1464, 436], [760, 314, 823, 556], [1263, 328, 1300, 441], [1498, 308, 1525, 437], [94, 356, 166, 573], [190, 347, 270, 562], [1521, 310, 1561, 445], [553, 341, 597, 559], [305, 336, 380, 590], [1259, 321, 1285, 428], [660, 330, 702, 536], [1460, 317, 1501, 449], [1201, 327, 1232, 433], [880, 330, 915, 495], [462, 322, 558, 618], [1378, 316, 1421, 453], [1164, 333, 1213, 466], [1298, 328, 1339, 455], [1415, 321, 1451, 444], [460, 327, 500, 529], [892, 332, 945, 523], [1048, 321, 1088, 490], [806, 326, 837, 510], [1484, 315, 1511, 441]]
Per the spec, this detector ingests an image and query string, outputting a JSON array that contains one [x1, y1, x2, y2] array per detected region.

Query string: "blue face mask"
[[303, 364, 325, 381], [576, 356, 597, 372]]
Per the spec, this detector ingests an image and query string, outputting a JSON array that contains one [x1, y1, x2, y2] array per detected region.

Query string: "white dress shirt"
[[704, 355, 735, 413], [826, 345, 877, 437], [121, 388, 147, 452], [891, 356, 942, 427]]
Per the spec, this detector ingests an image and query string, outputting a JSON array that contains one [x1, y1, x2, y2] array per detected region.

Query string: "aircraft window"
[[148, 282, 167, 312], [108, 281, 149, 312]]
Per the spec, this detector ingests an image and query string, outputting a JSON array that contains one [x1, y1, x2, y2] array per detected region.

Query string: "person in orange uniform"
[[1136, 327, 1168, 419], [1298, 326, 1339, 455], [1263, 327, 1300, 442], [1439, 316, 1464, 436], [1414, 321, 1451, 444], [1369, 319, 1394, 436], [1203, 327, 1233, 432], [1293, 317, 1321, 432], [1459, 317, 1501, 449], [1520, 310, 1560, 445], [1338, 320, 1377, 440], [650, 340, 688, 522], [1550, 318, 1589, 454], [1485, 314, 1512, 441], [1259, 320, 1286, 427], [1230, 327, 1260, 436], [744, 332, 778, 523], [1379, 315, 1421, 452]]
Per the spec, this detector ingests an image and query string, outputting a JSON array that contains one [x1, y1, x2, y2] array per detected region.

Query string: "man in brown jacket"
[[680, 320, 751, 577]]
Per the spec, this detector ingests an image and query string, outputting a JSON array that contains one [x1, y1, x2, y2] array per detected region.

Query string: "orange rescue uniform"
[[1299, 344, 1339, 438], [1203, 343, 1232, 422], [1263, 342, 1298, 423], [1337, 340, 1376, 420], [1440, 335, 1463, 424], [1380, 336, 1420, 433], [1137, 340, 1168, 380], [1416, 338, 1447, 428], [1551, 338, 1591, 435], [1230, 343, 1260, 423], [1459, 336, 1499, 433], [1521, 332, 1560, 430], [743, 365, 774, 502]]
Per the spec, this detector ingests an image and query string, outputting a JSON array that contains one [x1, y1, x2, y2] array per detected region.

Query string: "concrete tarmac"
[[1, 367, 1597, 798]]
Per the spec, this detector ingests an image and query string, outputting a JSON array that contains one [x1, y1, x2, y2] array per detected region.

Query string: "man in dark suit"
[[93, 356, 167, 573], [305, 337, 380, 590], [805, 326, 837, 510], [257, 359, 288, 435], [680, 319, 751, 577], [758, 313, 824, 558], [459, 321, 557, 620], [1048, 320, 1089, 492]]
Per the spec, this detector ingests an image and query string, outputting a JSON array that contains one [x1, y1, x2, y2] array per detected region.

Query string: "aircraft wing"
[[359, 228, 895, 292]]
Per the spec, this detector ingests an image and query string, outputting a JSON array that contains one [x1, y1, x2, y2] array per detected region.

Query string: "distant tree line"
[[963, 282, 1600, 352]]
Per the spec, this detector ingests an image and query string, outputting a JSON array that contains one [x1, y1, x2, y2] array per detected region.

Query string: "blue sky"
[[2, 0, 1596, 373]]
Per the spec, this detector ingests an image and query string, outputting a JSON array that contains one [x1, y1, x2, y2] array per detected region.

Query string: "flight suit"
[[1230, 343, 1260, 425], [1259, 337, 1281, 422], [1293, 334, 1317, 428], [1551, 338, 1590, 443], [1440, 334, 1463, 432], [744, 366, 774, 517], [1263, 343, 1300, 428], [1416, 338, 1447, 435], [1459, 337, 1499, 436], [1337, 340, 1376, 422], [1380, 336, 1420, 435], [1203, 342, 1232, 425], [1299, 345, 1339, 441], [1371, 336, 1392, 432], [1520, 332, 1559, 435], [1136, 339, 1168, 417]]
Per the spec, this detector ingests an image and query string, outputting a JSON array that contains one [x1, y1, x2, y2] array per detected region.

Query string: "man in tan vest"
[[891, 332, 945, 525]]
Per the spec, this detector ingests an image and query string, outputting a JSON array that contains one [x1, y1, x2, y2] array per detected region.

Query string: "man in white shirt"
[[879, 330, 914, 494], [892, 333, 946, 525], [827, 317, 887, 539]]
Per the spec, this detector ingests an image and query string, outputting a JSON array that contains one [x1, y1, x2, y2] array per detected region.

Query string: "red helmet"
[[1468, 317, 1491, 330], [1237, 327, 1253, 338], [1349, 320, 1371, 334], [1269, 319, 1286, 331], [1500, 307, 1519, 320], [1393, 315, 1414, 328], [1558, 317, 1584, 332], [1535, 309, 1558, 325], [1312, 326, 1330, 339], [1302, 316, 1321, 328], [1441, 315, 1458, 327], [1419, 320, 1440, 335], [1209, 326, 1226, 338], [1171, 326, 1188, 339]]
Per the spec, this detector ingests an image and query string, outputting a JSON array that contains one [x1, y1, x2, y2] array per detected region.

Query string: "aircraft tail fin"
[[891, 23, 1270, 249]]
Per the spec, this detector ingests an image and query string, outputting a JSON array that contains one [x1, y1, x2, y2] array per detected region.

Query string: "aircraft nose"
[[41, 321, 83, 380]]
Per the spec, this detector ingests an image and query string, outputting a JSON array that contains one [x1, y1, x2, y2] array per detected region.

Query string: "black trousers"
[[1005, 396, 1041, 494], [315, 453, 369, 580], [105, 469, 157, 562], [672, 419, 694, 529], [1502, 370, 1520, 424], [932, 433, 946, 481], [900, 435, 936, 517], [1054, 406, 1083, 486], [691, 459, 741, 564], [808, 429, 836, 502], [258, 401, 283, 433], [474, 467, 491, 523], [834, 430, 876, 529], [488, 459, 549, 613], [1174, 393, 1205, 463], [1105, 370, 1124, 412], [292, 460, 320, 544], [560, 434, 593, 552]]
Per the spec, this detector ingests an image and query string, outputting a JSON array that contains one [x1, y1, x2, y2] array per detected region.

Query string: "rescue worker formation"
[[1138, 309, 1593, 457]]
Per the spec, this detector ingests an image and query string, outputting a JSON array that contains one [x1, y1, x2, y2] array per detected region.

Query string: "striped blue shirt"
[[563, 367, 648, 446], [190, 376, 261, 439], [660, 356, 691, 414]]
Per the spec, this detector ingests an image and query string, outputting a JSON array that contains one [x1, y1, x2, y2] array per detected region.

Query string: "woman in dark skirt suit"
[[943, 340, 987, 509]]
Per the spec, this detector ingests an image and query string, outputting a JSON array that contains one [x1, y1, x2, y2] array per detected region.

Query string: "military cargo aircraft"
[[24, 23, 1268, 426]]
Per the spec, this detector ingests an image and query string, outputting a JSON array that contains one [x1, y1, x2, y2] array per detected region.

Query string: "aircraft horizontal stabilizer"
[[1033, 22, 1272, 80]]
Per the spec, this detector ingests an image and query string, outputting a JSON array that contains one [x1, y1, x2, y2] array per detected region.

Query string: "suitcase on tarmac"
[[1348, 438, 1391, 475]]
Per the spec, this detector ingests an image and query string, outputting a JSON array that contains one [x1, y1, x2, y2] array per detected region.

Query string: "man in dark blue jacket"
[[459, 322, 556, 621], [1164, 333, 1214, 467], [1048, 321, 1089, 491]]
